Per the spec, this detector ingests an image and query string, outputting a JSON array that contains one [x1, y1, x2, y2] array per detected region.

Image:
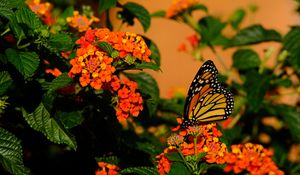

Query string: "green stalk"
[[177, 148, 193, 172], [182, 12, 201, 33]]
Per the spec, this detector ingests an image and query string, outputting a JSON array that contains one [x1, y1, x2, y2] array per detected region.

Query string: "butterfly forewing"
[[182, 60, 234, 127]]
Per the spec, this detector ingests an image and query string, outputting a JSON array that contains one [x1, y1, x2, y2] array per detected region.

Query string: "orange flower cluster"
[[224, 143, 284, 175], [181, 123, 227, 164], [156, 123, 227, 175], [166, 0, 200, 18], [27, 0, 54, 25], [69, 43, 116, 90], [110, 77, 143, 122], [69, 28, 151, 90], [95, 162, 120, 175], [67, 11, 100, 32]]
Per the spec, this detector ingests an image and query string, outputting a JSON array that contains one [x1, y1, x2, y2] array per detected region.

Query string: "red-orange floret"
[[95, 161, 120, 175]]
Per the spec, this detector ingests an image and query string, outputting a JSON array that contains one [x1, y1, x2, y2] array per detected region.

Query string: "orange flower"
[[167, 134, 184, 146], [156, 147, 177, 175], [67, 11, 99, 32], [45, 68, 62, 77], [95, 162, 120, 175], [27, 0, 54, 25], [166, 0, 200, 18], [187, 34, 199, 48], [110, 77, 143, 121], [224, 143, 284, 175]]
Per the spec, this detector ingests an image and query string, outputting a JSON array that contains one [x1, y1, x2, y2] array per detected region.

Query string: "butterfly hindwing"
[[181, 60, 234, 128]]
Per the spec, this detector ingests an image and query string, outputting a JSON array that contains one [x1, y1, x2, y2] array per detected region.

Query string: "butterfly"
[[180, 60, 234, 128]]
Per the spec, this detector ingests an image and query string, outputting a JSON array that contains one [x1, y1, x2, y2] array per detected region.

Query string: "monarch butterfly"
[[181, 60, 234, 128]]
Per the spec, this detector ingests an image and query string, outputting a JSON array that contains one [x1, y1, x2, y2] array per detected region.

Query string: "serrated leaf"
[[42, 73, 73, 91], [229, 9, 246, 30], [120, 166, 158, 175], [0, 127, 30, 175], [233, 49, 261, 70], [123, 2, 151, 32], [0, 0, 25, 20], [283, 27, 300, 73], [15, 7, 42, 30], [49, 33, 74, 52], [5, 49, 40, 79], [0, 71, 13, 96], [58, 111, 83, 129], [151, 10, 166, 17], [22, 103, 77, 150], [96, 41, 113, 55], [198, 16, 227, 46], [95, 156, 120, 165], [226, 24, 282, 47], [124, 72, 159, 116], [244, 71, 271, 112], [98, 0, 117, 14]]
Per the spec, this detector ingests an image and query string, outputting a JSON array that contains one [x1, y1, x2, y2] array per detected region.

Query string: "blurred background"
[[114, 0, 300, 99]]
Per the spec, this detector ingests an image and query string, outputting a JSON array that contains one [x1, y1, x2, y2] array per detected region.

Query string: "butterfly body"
[[181, 60, 234, 129]]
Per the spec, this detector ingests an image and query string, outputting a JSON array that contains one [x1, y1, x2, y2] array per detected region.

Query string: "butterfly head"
[[180, 117, 198, 129]]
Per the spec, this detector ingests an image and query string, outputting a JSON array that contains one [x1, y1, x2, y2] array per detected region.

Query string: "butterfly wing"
[[182, 60, 233, 127]]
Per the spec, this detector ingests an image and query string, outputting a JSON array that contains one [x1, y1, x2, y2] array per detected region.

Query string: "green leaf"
[[0, 71, 13, 96], [0, 127, 30, 175], [167, 162, 190, 175], [58, 111, 83, 129], [198, 16, 227, 46], [124, 72, 160, 116], [189, 4, 208, 13], [265, 104, 300, 142], [151, 10, 166, 17], [144, 37, 161, 66], [283, 27, 300, 73], [0, 0, 25, 20], [133, 62, 160, 71], [244, 71, 271, 112], [22, 103, 77, 150], [5, 49, 40, 79], [95, 156, 120, 165], [98, 0, 117, 14], [60, 6, 74, 19], [120, 167, 158, 175], [42, 73, 73, 91], [229, 9, 246, 30], [233, 49, 261, 70], [158, 99, 183, 115], [123, 2, 151, 32], [15, 7, 42, 30], [49, 33, 74, 52], [96, 41, 114, 55], [271, 78, 292, 87], [166, 152, 182, 162], [227, 24, 282, 47]]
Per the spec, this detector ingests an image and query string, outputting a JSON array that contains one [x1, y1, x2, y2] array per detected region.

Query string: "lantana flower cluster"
[[166, 0, 200, 18], [156, 123, 284, 175], [67, 11, 100, 32], [27, 0, 54, 25], [110, 76, 143, 122], [224, 143, 284, 175], [68, 28, 151, 121], [69, 28, 151, 90], [95, 162, 120, 175]]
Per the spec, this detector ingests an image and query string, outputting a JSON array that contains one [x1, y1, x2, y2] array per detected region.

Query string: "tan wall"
[[114, 0, 300, 98]]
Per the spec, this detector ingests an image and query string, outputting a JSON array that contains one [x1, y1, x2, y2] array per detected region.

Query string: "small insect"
[[181, 60, 234, 128]]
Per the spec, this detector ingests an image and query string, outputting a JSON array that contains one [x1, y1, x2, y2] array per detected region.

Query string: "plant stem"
[[210, 45, 229, 71], [194, 137, 197, 155], [1, 28, 10, 36], [177, 148, 193, 172], [182, 12, 201, 33]]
